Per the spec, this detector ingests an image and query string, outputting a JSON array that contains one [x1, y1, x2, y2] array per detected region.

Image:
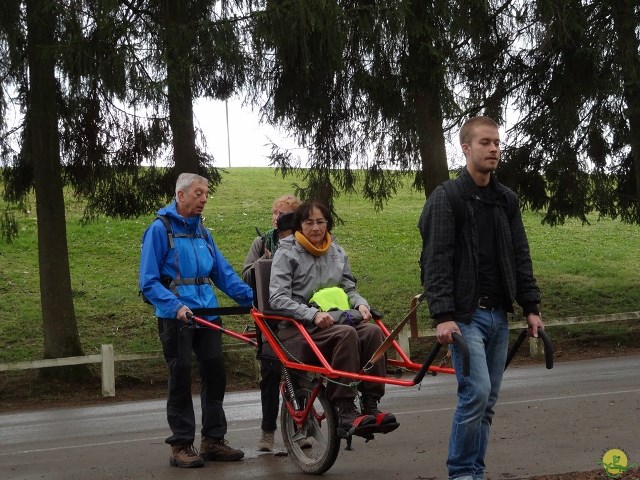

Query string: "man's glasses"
[[302, 219, 327, 227]]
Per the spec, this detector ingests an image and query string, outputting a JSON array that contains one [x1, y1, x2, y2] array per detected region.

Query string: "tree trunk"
[[160, 0, 199, 174], [414, 89, 450, 197], [610, 0, 640, 212], [26, 0, 90, 380], [405, 0, 451, 199]]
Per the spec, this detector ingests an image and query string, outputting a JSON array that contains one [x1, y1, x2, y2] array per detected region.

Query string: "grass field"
[[1, 167, 639, 368]]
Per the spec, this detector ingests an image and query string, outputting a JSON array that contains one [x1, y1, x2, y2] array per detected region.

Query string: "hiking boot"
[[169, 443, 205, 468], [200, 436, 244, 461], [361, 394, 397, 425], [334, 398, 375, 429], [257, 430, 275, 452]]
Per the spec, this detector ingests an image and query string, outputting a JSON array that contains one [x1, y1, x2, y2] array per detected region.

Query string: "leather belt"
[[477, 296, 502, 310]]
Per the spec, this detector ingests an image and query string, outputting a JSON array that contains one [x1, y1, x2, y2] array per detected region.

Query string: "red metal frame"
[[374, 318, 455, 375], [281, 381, 325, 429], [192, 308, 455, 388]]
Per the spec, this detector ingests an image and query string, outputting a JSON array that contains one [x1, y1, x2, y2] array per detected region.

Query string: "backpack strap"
[[155, 215, 213, 297], [156, 215, 174, 248], [157, 214, 208, 246], [503, 191, 518, 222], [442, 179, 466, 236], [442, 178, 517, 232]]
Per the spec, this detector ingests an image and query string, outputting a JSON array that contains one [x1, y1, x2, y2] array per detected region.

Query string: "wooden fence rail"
[[397, 293, 639, 360], [1, 308, 638, 397], [0, 343, 248, 397]]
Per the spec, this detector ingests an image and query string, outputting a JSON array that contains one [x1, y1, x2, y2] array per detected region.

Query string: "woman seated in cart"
[[268, 199, 397, 434]]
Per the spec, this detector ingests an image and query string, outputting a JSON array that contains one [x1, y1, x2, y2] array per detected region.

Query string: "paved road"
[[1, 355, 639, 480]]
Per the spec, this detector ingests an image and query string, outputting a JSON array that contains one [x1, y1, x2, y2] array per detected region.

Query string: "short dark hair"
[[459, 116, 499, 145], [276, 211, 295, 231], [293, 201, 333, 233]]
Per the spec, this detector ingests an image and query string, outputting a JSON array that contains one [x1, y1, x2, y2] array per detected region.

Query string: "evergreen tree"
[[0, 0, 249, 373], [503, 0, 640, 225], [0, 0, 91, 379], [250, 0, 515, 212]]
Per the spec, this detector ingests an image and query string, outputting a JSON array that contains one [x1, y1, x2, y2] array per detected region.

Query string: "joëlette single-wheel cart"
[[187, 258, 553, 475]]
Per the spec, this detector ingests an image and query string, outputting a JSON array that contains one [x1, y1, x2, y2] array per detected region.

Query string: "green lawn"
[[1, 167, 639, 364]]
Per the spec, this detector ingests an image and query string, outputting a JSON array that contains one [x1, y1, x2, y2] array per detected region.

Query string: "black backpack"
[[418, 179, 517, 285]]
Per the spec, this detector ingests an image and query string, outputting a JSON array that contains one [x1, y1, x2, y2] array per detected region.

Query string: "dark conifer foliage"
[[250, 0, 517, 216], [503, 0, 640, 225], [0, 0, 639, 370]]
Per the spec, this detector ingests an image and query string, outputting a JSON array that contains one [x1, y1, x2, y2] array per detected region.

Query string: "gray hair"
[[175, 173, 208, 200]]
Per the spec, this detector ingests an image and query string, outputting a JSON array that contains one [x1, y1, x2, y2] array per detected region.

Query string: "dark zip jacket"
[[418, 168, 540, 325]]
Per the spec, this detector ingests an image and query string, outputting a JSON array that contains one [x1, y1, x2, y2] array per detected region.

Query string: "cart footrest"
[[337, 421, 400, 440]]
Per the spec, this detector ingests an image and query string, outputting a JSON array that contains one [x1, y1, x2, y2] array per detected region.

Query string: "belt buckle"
[[477, 296, 490, 309]]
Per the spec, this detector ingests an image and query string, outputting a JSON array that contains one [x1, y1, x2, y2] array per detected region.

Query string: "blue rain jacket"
[[138, 201, 253, 321]]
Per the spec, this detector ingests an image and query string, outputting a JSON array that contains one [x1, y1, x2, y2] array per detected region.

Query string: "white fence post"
[[101, 344, 115, 397], [529, 336, 544, 359], [397, 328, 410, 359]]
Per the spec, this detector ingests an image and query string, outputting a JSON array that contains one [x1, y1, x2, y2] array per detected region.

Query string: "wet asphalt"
[[1, 355, 639, 480]]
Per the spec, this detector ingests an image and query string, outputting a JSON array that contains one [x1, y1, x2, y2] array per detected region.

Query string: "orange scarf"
[[295, 231, 332, 257]]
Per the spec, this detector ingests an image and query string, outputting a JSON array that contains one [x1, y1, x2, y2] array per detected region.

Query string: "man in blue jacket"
[[139, 173, 253, 468]]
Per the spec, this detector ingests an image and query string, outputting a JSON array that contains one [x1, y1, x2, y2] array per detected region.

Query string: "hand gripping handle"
[[413, 332, 469, 384], [505, 328, 554, 370]]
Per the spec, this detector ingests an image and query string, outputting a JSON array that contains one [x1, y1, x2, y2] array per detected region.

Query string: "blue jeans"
[[447, 307, 509, 480]]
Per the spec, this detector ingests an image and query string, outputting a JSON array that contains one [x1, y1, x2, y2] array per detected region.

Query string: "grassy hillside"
[[1, 167, 639, 365]]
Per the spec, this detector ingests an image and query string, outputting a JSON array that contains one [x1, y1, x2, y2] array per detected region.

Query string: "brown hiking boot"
[[257, 430, 275, 452], [170, 443, 205, 468], [334, 398, 375, 429], [200, 436, 244, 461]]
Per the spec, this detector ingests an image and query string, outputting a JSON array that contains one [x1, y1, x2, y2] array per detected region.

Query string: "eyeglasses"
[[302, 219, 327, 228]]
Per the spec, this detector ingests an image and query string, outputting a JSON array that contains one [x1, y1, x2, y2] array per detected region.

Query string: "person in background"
[[419, 116, 544, 480], [242, 194, 302, 277], [241, 194, 311, 452], [269, 200, 397, 433], [139, 173, 253, 468]]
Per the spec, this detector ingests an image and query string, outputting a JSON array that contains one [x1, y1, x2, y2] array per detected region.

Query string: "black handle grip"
[[505, 328, 554, 370], [504, 329, 528, 370], [412, 332, 470, 384], [452, 332, 470, 377], [412, 341, 442, 385], [539, 329, 554, 369]]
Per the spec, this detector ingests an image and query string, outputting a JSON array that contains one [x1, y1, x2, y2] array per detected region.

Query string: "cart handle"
[[187, 313, 258, 348], [413, 332, 469, 384], [504, 328, 553, 370]]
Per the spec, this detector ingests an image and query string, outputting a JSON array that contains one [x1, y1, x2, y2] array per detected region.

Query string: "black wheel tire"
[[280, 380, 340, 475]]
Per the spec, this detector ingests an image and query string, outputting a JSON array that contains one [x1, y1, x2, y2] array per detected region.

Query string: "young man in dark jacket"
[[419, 116, 544, 480]]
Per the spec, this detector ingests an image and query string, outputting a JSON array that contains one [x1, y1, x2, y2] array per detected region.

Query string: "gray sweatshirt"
[[269, 235, 369, 325]]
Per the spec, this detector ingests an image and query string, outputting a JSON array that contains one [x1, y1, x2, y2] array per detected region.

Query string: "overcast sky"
[[193, 97, 302, 168], [4, 93, 497, 170], [193, 97, 481, 170]]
